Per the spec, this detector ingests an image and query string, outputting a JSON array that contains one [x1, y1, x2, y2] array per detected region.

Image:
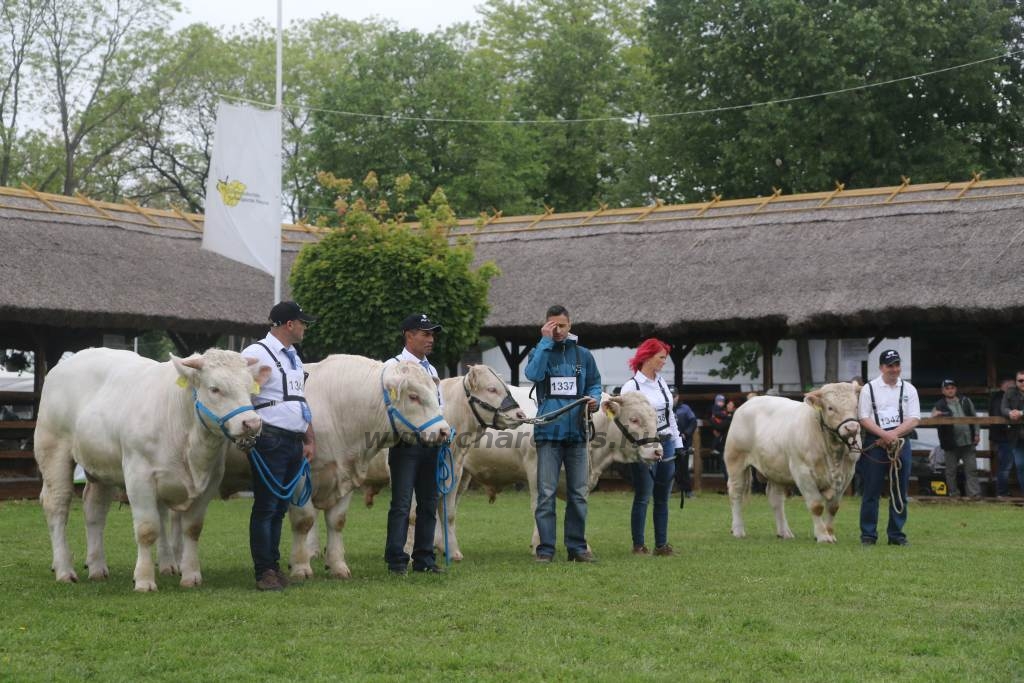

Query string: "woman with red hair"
[[620, 338, 683, 556]]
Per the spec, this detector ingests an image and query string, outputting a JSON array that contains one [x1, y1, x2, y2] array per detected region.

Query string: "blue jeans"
[[385, 443, 439, 571], [996, 442, 1024, 496], [631, 440, 676, 547], [535, 440, 588, 558], [859, 435, 911, 542], [249, 428, 304, 577]]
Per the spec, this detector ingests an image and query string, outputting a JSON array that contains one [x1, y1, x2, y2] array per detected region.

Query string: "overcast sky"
[[173, 0, 485, 33]]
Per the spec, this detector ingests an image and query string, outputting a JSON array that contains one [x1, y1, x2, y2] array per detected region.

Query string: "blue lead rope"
[[249, 448, 313, 507], [436, 429, 457, 566]]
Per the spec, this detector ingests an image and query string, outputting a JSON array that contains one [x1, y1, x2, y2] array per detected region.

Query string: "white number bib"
[[549, 376, 578, 397], [656, 413, 669, 431], [876, 408, 901, 429]]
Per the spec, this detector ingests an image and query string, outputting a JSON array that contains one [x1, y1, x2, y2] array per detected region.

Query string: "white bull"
[[34, 348, 268, 591], [724, 382, 862, 543], [328, 366, 528, 562], [455, 389, 664, 551], [286, 355, 451, 579]]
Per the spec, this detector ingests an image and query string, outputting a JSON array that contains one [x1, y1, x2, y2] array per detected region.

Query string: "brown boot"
[[653, 544, 676, 557], [256, 569, 283, 591], [632, 544, 650, 555]]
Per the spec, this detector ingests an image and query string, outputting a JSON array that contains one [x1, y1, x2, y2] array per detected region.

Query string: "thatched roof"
[[1, 177, 1022, 351], [0, 187, 321, 342], [453, 177, 1024, 346]]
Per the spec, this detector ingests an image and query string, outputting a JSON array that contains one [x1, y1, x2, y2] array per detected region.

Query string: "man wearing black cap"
[[931, 379, 981, 499], [382, 313, 444, 575], [241, 301, 317, 590], [857, 349, 920, 546]]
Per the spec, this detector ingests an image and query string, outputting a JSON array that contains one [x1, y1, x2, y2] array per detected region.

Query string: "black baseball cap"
[[879, 349, 901, 366], [269, 301, 316, 326], [941, 378, 957, 388], [401, 313, 442, 332]]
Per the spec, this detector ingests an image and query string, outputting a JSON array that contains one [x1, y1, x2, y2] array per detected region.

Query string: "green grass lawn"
[[1, 490, 1021, 681]]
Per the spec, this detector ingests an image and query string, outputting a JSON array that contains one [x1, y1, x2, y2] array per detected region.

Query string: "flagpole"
[[273, 0, 283, 305]]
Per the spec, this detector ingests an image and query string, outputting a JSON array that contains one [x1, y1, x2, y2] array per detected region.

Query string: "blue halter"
[[381, 370, 446, 440], [192, 388, 256, 441]]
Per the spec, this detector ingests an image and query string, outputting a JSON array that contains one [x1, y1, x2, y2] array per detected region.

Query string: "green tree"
[[0, 0, 45, 186], [478, 0, 653, 211], [289, 172, 499, 368], [646, 0, 1024, 202], [694, 341, 781, 381]]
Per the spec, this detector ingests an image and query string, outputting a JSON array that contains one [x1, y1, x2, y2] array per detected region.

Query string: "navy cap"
[[401, 313, 442, 332], [269, 301, 316, 326], [879, 349, 901, 366], [941, 378, 956, 388], [714, 394, 725, 404]]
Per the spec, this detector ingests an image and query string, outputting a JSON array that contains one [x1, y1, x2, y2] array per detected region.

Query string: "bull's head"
[[602, 394, 663, 463], [462, 365, 528, 429], [383, 361, 451, 445], [805, 382, 862, 450], [174, 349, 270, 449]]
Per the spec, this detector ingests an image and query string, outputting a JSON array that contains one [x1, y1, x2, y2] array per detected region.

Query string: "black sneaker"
[[413, 565, 445, 574], [887, 537, 910, 546], [388, 566, 408, 576], [860, 537, 877, 546], [534, 554, 553, 564]]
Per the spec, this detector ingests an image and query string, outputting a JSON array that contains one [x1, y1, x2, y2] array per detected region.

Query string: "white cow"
[[34, 348, 268, 591], [282, 355, 451, 579], [284, 368, 528, 565], [457, 389, 664, 551], [724, 382, 862, 543]]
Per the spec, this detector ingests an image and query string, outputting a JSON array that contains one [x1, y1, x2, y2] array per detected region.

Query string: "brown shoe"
[[274, 569, 290, 588], [653, 544, 676, 557], [632, 544, 650, 555], [568, 550, 598, 563], [256, 569, 283, 591]]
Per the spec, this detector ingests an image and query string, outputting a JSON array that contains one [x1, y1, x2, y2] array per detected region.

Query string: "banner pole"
[[274, 0, 284, 305]]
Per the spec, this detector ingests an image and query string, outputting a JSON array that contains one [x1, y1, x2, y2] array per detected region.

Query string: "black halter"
[[818, 413, 862, 454], [613, 414, 662, 448], [463, 368, 522, 429]]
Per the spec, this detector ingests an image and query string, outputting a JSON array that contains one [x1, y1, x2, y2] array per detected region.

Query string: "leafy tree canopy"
[[290, 172, 499, 368]]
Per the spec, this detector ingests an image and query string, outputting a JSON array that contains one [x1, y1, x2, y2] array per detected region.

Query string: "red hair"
[[629, 338, 671, 373]]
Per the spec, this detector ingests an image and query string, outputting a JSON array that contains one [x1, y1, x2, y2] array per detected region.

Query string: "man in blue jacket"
[[524, 305, 602, 563]]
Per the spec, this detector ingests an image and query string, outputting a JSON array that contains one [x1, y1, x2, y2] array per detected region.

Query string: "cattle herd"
[[33, 348, 864, 591]]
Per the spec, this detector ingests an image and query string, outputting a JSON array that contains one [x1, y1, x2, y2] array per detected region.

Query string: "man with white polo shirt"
[[858, 349, 920, 546], [242, 301, 317, 590], [383, 313, 445, 575]]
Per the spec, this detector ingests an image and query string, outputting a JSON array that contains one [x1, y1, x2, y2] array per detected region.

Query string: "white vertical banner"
[[203, 101, 282, 277]]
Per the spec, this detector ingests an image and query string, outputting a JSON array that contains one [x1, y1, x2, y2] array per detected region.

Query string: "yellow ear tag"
[[251, 381, 261, 394], [176, 375, 189, 389], [389, 388, 399, 403], [604, 407, 614, 420]]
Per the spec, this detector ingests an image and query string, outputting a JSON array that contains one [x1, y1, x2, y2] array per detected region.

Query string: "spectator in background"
[[1000, 370, 1024, 499], [990, 378, 1018, 498], [931, 378, 980, 500], [710, 396, 735, 487], [673, 392, 697, 507]]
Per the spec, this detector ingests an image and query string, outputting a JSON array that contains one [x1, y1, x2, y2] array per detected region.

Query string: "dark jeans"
[[859, 434, 911, 542], [250, 427, 304, 578], [631, 440, 676, 547], [385, 443, 439, 571], [995, 442, 1024, 496]]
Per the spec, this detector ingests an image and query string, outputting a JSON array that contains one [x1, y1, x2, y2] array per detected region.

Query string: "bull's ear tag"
[[176, 375, 189, 389], [604, 407, 614, 420], [389, 388, 398, 403], [250, 381, 260, 394]]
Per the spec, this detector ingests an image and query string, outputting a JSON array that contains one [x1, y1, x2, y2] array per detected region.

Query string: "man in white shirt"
[[242, 301, 317, 590], [383, 313, 444, 575], [858, 349, 920, 546]]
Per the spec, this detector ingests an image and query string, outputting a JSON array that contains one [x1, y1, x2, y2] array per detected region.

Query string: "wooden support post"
[[761, 337, 777, 393], [497, 340, 531, 385], [692, 424, 703, 492], [669, 342, 694, 390]]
